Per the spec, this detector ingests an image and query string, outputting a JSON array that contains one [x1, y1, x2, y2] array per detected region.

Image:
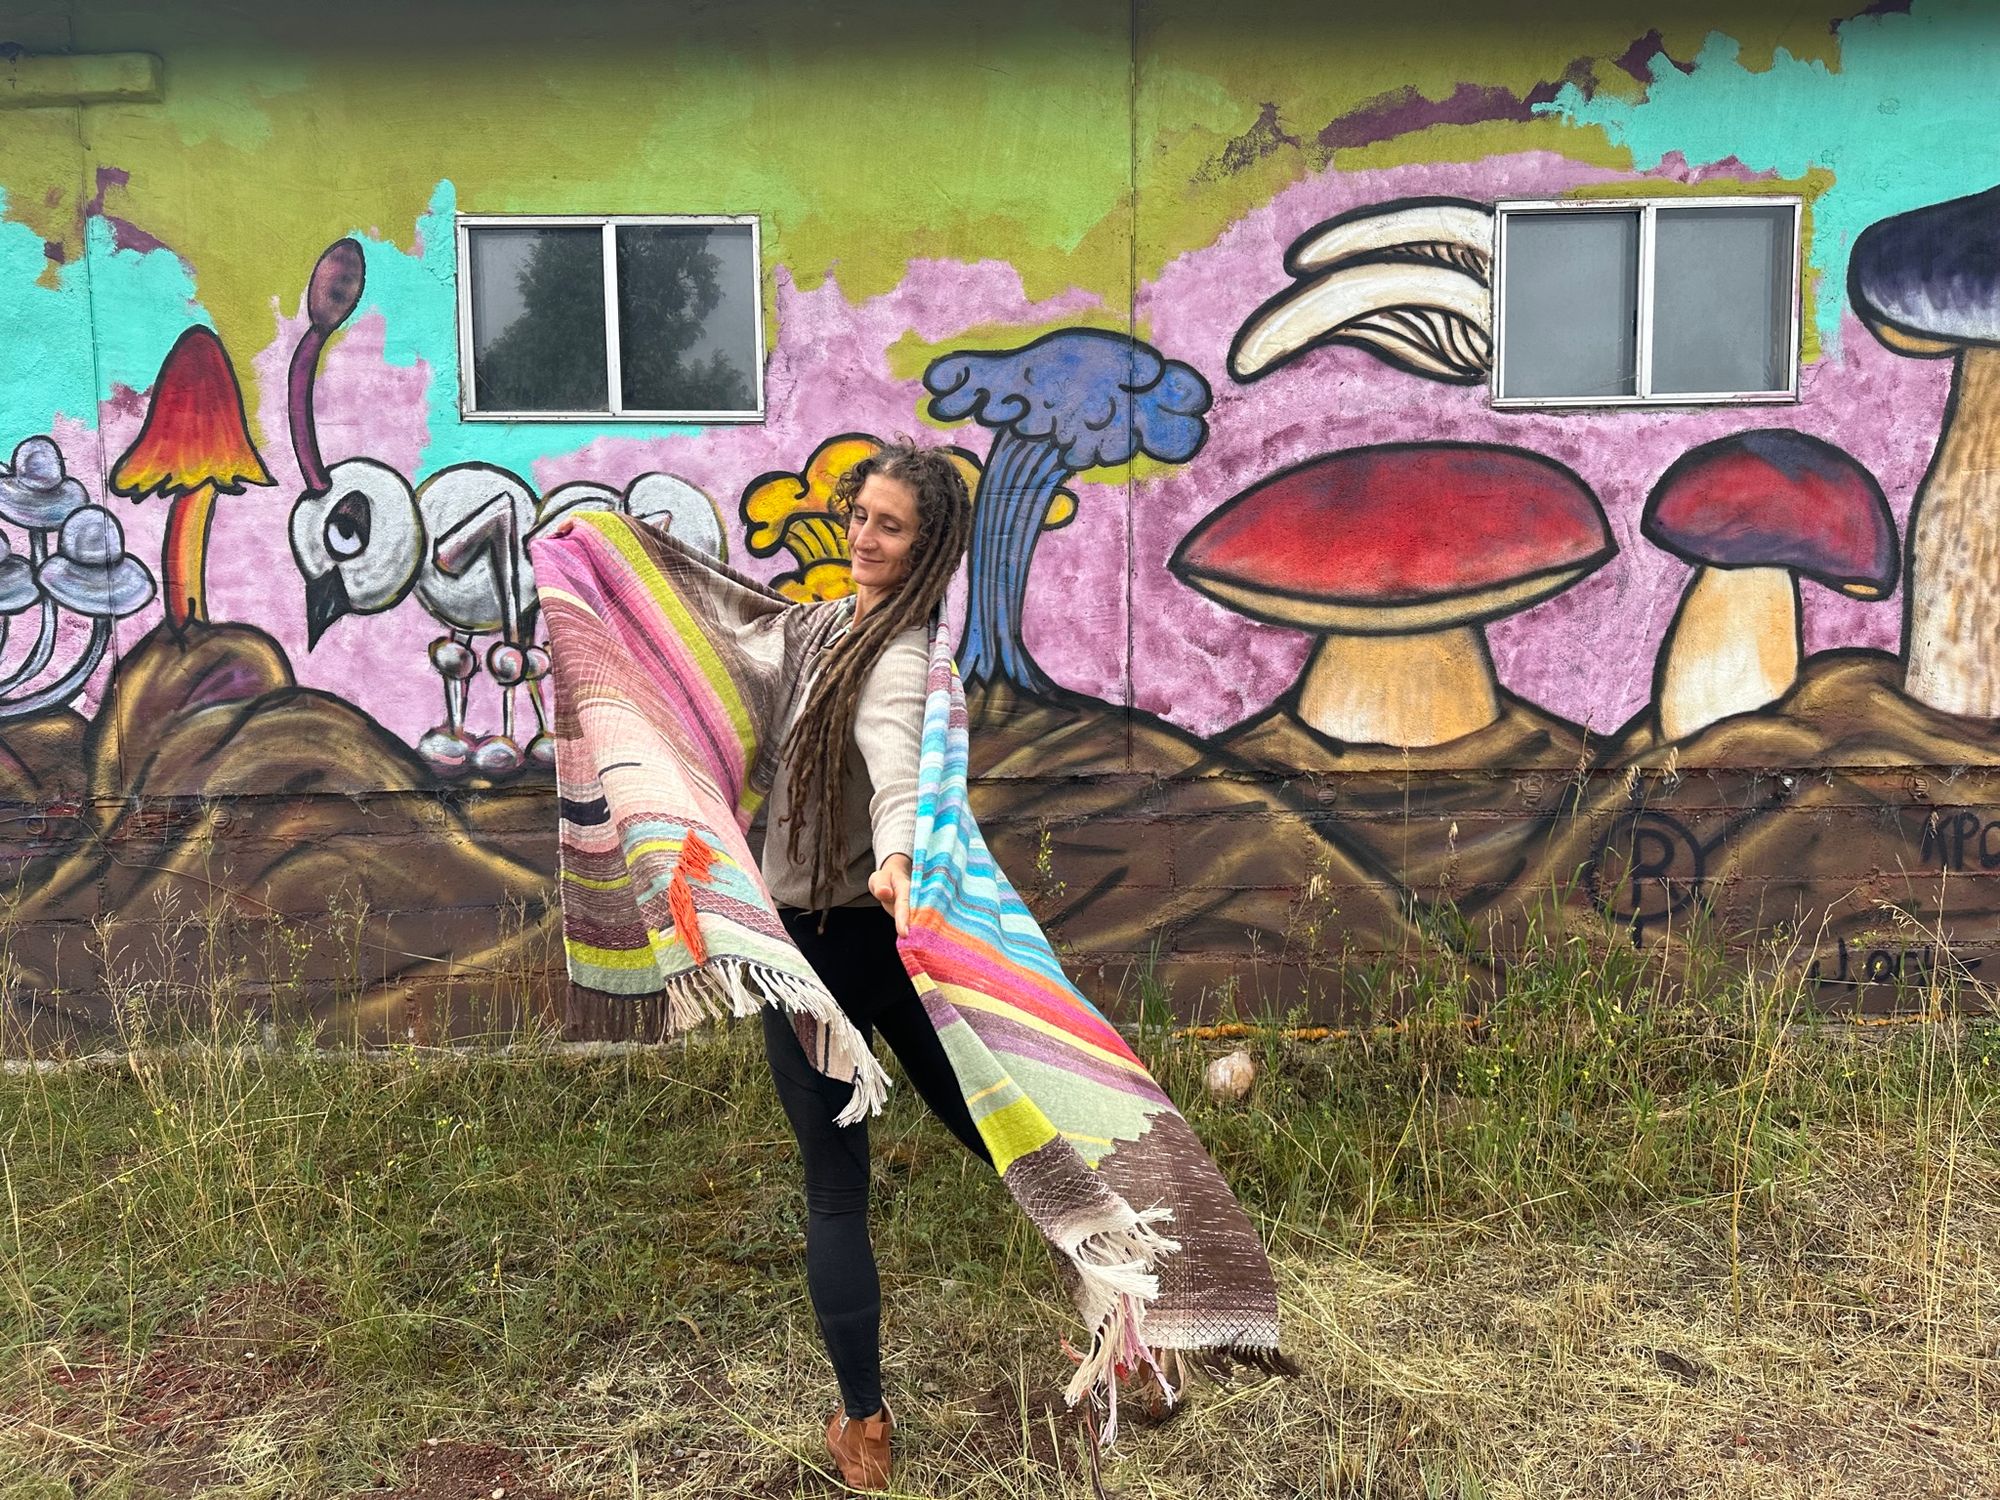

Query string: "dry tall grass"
[[2, 899, 1997, 1497]]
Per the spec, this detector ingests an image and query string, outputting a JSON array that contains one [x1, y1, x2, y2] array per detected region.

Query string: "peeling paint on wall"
[[4, 0, 2000, 1040]]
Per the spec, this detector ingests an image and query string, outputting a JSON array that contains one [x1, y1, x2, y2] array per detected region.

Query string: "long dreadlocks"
[[780, 443, 973, 909]]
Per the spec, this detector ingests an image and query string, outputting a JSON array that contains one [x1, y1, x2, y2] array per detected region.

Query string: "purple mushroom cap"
[[1850, 184, 2000, 350]]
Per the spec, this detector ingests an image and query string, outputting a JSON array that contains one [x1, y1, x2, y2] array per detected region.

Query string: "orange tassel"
[[679, 831, 716, 884], [667, 872, 706, 966]]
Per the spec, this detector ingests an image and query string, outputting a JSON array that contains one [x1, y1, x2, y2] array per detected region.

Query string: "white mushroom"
[[1230, 198, 1496, 385]]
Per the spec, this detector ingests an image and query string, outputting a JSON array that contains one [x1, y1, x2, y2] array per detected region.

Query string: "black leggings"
[[763, 904, 992, 1419]]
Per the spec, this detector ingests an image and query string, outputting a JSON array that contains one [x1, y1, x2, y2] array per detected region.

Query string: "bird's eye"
[[324, 491, 371, 560]]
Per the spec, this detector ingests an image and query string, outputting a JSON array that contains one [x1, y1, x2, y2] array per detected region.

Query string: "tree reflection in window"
[[616, 224, 754, 414], [471, 228, 609, 413], [469, 222, 755, 416]]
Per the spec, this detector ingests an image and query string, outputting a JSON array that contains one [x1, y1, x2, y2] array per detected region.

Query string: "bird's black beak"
[[304, 568, 352, 650]]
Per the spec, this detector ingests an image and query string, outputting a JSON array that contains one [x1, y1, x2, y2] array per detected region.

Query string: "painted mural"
[[4, 0, 2000, 1041]]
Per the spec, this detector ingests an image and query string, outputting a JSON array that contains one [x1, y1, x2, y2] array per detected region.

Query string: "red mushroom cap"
[[1171, 442, 1613, 633], [1642, 430, 1897, 599], [111, 326, 273, 500]]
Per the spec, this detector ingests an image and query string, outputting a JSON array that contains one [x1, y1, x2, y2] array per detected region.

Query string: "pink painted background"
[[45, 148, 1954, 753]]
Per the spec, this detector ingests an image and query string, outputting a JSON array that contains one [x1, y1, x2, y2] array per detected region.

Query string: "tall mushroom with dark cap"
[[1172, 443, 1614, 748], [1850, 184, 2000, 716], [1643, 430, 1897, 743], [924, 329, 1210, 695], [288, 238, 366, 499]]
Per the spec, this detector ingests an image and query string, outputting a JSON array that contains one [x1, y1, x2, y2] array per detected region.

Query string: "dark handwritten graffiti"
[[1917, 809, 2000, 871], [1582, 809, 1707, 940], [1810, 935, 1983, 990]]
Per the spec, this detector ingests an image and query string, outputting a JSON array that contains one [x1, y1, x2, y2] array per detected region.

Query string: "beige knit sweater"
[[757, 601, 929, 910]]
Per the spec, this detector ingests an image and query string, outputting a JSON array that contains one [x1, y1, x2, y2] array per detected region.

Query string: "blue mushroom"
[[924, 329, 1211, 694]]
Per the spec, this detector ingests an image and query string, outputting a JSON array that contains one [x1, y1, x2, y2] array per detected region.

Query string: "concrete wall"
[[3, 0, 1997, 1042]]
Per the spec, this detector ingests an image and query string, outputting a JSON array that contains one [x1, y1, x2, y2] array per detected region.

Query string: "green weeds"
[[2, 904, 1998, 1497]]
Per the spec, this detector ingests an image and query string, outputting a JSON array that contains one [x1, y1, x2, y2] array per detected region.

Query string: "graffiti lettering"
[[1916, 809, 2000, 871], [1811, 936, 1983, 989], [1582, 809, 1707, 941]]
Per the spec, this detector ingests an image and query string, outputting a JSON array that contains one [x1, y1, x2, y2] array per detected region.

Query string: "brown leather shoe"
[[824, 1402, 893, 1491]]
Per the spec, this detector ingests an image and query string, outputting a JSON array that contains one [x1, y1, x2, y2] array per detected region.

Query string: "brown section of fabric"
[[1094, 1116, 1283, 1352]]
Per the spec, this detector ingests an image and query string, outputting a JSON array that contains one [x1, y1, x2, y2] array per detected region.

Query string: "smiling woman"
[[844, 471, 917, 599], [548, 444, 987, 1488], [534, 451, 1293, 1490]]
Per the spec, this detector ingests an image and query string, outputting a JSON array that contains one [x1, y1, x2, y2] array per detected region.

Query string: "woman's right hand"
[[869, 853, 913, 938]]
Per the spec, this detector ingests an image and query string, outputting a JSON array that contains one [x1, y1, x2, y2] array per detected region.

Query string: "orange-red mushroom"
[[112, 326, 274, 631]]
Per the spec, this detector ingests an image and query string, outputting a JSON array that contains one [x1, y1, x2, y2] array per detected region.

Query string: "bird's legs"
[[418, 632, 480, 777], [432, 492, 532, 779], [521, 643, 555, 769], [473, 638, 527, 778]]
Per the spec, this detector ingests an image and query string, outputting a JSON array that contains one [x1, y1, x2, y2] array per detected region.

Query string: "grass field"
[[3, 914, 1999, 1498]]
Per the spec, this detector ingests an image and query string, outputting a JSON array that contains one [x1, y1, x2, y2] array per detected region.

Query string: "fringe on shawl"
[[1055, 1204, 1181, 1440], [1055, 1207, 1299, 1446], [659, 955, 890, 1126]]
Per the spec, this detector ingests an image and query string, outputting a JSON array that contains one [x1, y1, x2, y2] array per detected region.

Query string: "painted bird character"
[[284, 236, 727, 779], [292, 456, 549, 776]]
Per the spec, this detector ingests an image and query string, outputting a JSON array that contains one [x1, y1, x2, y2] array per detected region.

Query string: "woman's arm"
[[853, 631, 929, 935]]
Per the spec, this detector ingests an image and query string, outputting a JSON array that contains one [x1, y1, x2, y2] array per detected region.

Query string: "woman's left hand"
[[869, 853, 913, 937]]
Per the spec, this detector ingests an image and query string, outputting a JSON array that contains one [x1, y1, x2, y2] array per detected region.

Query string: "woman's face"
[[847, 472, 920, 592]]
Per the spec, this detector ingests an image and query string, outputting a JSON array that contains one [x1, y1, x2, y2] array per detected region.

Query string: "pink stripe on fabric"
[[909, 931, 1138, 1063], [588, 582, 747, 794]]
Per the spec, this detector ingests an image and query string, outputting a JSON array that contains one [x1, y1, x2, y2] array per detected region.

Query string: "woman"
[[757, 443, 986, 1491], [541, 442, 1287, 1484]]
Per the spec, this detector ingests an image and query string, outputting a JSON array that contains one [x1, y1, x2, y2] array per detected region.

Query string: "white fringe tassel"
[[1058, 1204, 1182, 1446], [663, 958, 891, 1124]]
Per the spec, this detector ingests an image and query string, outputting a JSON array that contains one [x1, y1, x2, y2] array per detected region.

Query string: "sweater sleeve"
[[853, 629, 930, 868]]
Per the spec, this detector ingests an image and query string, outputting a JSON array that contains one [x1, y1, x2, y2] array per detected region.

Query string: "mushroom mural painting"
[[1642, 431, 1897, 743], [287, 237, 367, 501], [1850, 182, 2000, 719], [15, 0, 2000, 1047], [111, 327, 275, 632], [1173, 444, 1614, 750], [0, 437, 156, 720], [1230, 197, 1496, 386]]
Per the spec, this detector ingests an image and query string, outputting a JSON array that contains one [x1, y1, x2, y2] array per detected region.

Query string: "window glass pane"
[[467, 227, 607, 412], [1498, 210, 1639, 400], [615, 224, 759, 413], [1651, 205, 1793, 395]]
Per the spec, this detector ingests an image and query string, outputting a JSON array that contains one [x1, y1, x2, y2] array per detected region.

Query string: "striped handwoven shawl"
[[532, 512, 1286, 1422]]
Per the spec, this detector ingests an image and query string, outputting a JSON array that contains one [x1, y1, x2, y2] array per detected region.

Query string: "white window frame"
[[455, 213, 766, 423], [1490, 196, 1803, 410]]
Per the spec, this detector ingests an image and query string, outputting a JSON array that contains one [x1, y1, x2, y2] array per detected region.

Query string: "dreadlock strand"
[[780, 444, 973, 909]]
